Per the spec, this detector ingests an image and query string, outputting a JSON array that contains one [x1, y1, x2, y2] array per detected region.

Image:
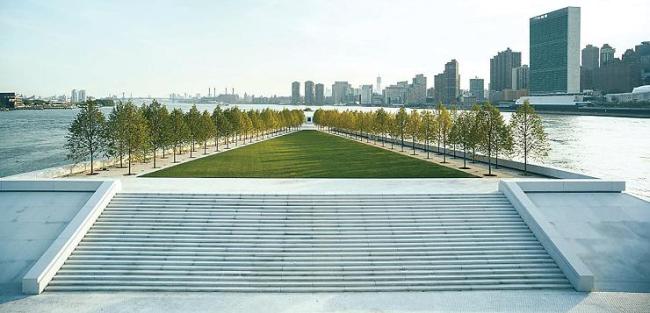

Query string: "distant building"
[[314, 83, 324, 105], [492, 89, 529, 102], [511, 65, 529, 91], [582, 44, 599, 70], [433, 60, 460, 104], [600, 44, 616, 67], [383, 81, 408, 105], [469, 77, 484, 102], [580, 44, 599, 91], [426, 87, 435, 98], [360, 85, 373, 105], [304, 81, 314, 105], [594, 59, 642, 94], [407, 74, 427, 105], [529, 7, 581, 95], [462, 95, 477, 106], [636, 41, 650, 85], [78, 90, 86, 103], [291, 81, 300, 105], [605, 85, 650, 103], [332, 81, 351, 105], [376, 76, 382, 94], [490, 48, 521, 92], [71, 89, 78, 103], [516, 94, 586, 107], [0, 92, 23, 109]]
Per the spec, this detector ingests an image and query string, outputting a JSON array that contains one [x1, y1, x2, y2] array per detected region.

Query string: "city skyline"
[[1, 0, 649, 98]]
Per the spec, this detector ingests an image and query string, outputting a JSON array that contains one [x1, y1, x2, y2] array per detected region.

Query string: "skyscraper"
[[529, 7, 581, 95], [433, 73, 445, 104], [408, 74, 427, 105], [360, 85, 373, 105], [332, 81, 351, 105], [511, 65, 529, 90], [70, 89, 78, 103], [78, 90, 86, 103], [304, 81, 314, 105], [582, 44, 599, 70], [376, 76, 382, 94], [444, 59, 460, 104], [383, 82, 408, 105], [314, 83, 324, 105], [469, 78, 485, 102], [581, 44, 599, 91], [600, 44, 615, 67], [489, 48, 521, 92], [291, 81, 300, 105]]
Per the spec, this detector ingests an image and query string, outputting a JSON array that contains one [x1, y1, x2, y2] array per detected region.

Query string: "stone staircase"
[[47, 193, 571, 292]]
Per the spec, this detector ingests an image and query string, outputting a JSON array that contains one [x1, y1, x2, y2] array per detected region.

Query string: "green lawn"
[[143, 130, 476, 178]]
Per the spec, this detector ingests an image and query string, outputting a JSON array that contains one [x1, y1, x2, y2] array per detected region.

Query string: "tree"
[[199, 110, 215, 154], [123, 102, 148, 175], [105, 102, 127, 168], [510, 100, 550, 175], [449, 105, 459, 158], [406, 109, 421, 155], [452, 111, 472, 169], [65, 100, 106, 175], [138, 104, 152, 164], [468, 104, 482, 163], [185, 105, 202, 157], [420, 110, 435, 159], [169, 108, 189, 163], [143, 100, 170, 168], [211, 106, 224, 151], [438, 106, 452, 163], [387, 113, 399, 150], [374, 108, 388, 146], [395, 107, 408, 152], [477, 103, 507, 176], [229, 107, 243, 145], [495, 122, 514, 169]]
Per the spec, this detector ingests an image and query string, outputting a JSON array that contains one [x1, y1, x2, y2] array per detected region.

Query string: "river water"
[[1, 102, 649, 198]]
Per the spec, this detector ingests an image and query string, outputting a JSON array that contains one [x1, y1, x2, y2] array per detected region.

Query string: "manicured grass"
[[143, 130, 477, 178]]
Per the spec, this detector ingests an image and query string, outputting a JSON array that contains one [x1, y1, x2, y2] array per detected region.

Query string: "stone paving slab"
[[1, 290, 648, 313]]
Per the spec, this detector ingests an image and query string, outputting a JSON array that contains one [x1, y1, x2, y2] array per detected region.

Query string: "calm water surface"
[[1, 102, 648, 198]]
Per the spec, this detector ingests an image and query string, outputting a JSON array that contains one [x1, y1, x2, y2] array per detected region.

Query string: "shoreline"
[[498, 107, 650, 118]]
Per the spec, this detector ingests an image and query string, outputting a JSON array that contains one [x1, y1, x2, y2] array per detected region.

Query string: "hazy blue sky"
[[1, 0, 648, 98]]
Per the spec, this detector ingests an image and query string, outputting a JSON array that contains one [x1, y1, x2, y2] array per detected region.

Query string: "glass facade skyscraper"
[[529, 7, 580, 95]]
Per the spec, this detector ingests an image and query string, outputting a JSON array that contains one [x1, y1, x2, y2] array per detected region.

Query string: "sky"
[[1, 0, 648, 98]]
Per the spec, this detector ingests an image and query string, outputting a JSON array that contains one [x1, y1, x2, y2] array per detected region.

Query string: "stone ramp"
[[47, 193, 571, 292]]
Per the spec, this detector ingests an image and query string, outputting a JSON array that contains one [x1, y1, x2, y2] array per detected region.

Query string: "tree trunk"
[[90, 150, 94, 175], [128, 148, 132, 175], [442, 138, 447, 163], [426, 139, 430, 159], [412, 137, 416, 155], [153, 149, 157, 168], [463, 147, 468, 168]]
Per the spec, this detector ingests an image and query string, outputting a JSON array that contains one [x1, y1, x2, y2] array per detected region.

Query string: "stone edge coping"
[[14, 179, 122, 294], [498, 179, 626, 292], [0, 179, 104, 191]]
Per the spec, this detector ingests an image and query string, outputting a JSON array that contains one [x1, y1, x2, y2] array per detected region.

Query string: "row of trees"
[[65, 100, 305, 175], [313, 101, 549, 175]]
